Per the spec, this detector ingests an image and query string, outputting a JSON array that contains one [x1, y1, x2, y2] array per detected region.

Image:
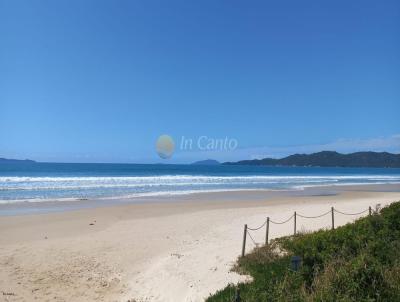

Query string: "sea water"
[[1, 163, 400, 203]]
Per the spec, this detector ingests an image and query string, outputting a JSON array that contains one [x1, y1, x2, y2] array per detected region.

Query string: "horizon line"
[[2, 150, 400, 165]]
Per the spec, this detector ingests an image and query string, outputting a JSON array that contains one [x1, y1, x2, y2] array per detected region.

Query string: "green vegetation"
[[207, 201, 400, 302], [224, 151, 400, 168]]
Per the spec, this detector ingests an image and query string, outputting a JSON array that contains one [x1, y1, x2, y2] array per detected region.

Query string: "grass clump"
[[207, 201, 400, 302]]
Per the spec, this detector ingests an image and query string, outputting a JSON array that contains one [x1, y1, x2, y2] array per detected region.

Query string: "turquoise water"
[[1, 163, 400, 202]]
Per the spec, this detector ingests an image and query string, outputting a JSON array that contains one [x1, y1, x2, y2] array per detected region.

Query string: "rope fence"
[[241, 204, 379, 257], [333, 208, 370, 216], [270, 214, 295, 225]]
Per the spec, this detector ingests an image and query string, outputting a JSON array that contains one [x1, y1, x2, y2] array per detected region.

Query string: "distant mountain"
[[224, 151, 400, 168], [191, 159, 220, 165], [0, 158, 36, 164]]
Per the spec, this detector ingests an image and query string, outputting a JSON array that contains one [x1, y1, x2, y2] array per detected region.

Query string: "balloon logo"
[[156, 135, 175, 159]]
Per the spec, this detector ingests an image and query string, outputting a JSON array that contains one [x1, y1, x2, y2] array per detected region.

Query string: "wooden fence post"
[[369, 206, 372, 216], [294, 211, 297, 235], [234, 288, 241, 302], [265, 217, 270, 245], [331, 207, 335, 230], [241, 224, 247, 257]]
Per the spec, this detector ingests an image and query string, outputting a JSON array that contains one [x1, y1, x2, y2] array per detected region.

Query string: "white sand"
[[0, 187, 399, 302]]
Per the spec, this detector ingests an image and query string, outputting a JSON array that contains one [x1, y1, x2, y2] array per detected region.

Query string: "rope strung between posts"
[[247, 219, 268, 231], [297, 209, 332, 219], [334, 208, 370, 216], [246, 206, 371, 235], [246, 230, 259, 246], [241, 205, 373, 257], [270, 214, 295, 225]]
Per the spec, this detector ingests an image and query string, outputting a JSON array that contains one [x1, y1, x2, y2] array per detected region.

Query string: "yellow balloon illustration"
[[156, 135, 175, 159]]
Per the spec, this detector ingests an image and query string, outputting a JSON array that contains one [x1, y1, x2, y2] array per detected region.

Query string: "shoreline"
[[0, 184, 400, 301], [1, 183, 400, 217]]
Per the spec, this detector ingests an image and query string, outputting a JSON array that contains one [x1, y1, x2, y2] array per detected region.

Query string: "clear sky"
[[1, 0, 399, 163]]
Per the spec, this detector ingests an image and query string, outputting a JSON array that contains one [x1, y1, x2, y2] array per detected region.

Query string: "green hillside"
[[224, 151, 400, 168]]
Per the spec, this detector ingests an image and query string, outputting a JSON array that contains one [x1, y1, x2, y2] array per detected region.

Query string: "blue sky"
[[1, 0, 399, 163]]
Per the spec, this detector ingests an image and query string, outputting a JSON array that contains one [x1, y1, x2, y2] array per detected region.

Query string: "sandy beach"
[[2, 0, 399, 300], [1, 185, 400, 302]]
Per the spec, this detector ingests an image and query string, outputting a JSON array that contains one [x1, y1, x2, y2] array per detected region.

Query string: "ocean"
[[1, 163, 400, 203]]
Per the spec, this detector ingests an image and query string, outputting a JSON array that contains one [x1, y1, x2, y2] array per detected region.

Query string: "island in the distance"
[[191, 159, 220, 165], [224, 151, 400, 168], [0, 158, 36, 164]]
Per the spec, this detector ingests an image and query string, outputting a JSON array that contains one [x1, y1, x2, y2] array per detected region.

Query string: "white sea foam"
[[1, 174, 400, 203], [1, 175, 400, 183]]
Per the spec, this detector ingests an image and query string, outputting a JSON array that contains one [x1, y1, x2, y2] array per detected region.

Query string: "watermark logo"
[[156, 135, 175, 159], [180, 136, 238, 151], [156, 134, 238, 159]]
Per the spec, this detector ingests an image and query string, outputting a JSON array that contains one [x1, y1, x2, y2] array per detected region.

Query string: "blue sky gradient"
[[1, 0, 399, 163]]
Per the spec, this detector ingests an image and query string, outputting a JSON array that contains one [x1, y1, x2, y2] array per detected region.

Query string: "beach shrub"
[[206, 201, 400, 302]]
